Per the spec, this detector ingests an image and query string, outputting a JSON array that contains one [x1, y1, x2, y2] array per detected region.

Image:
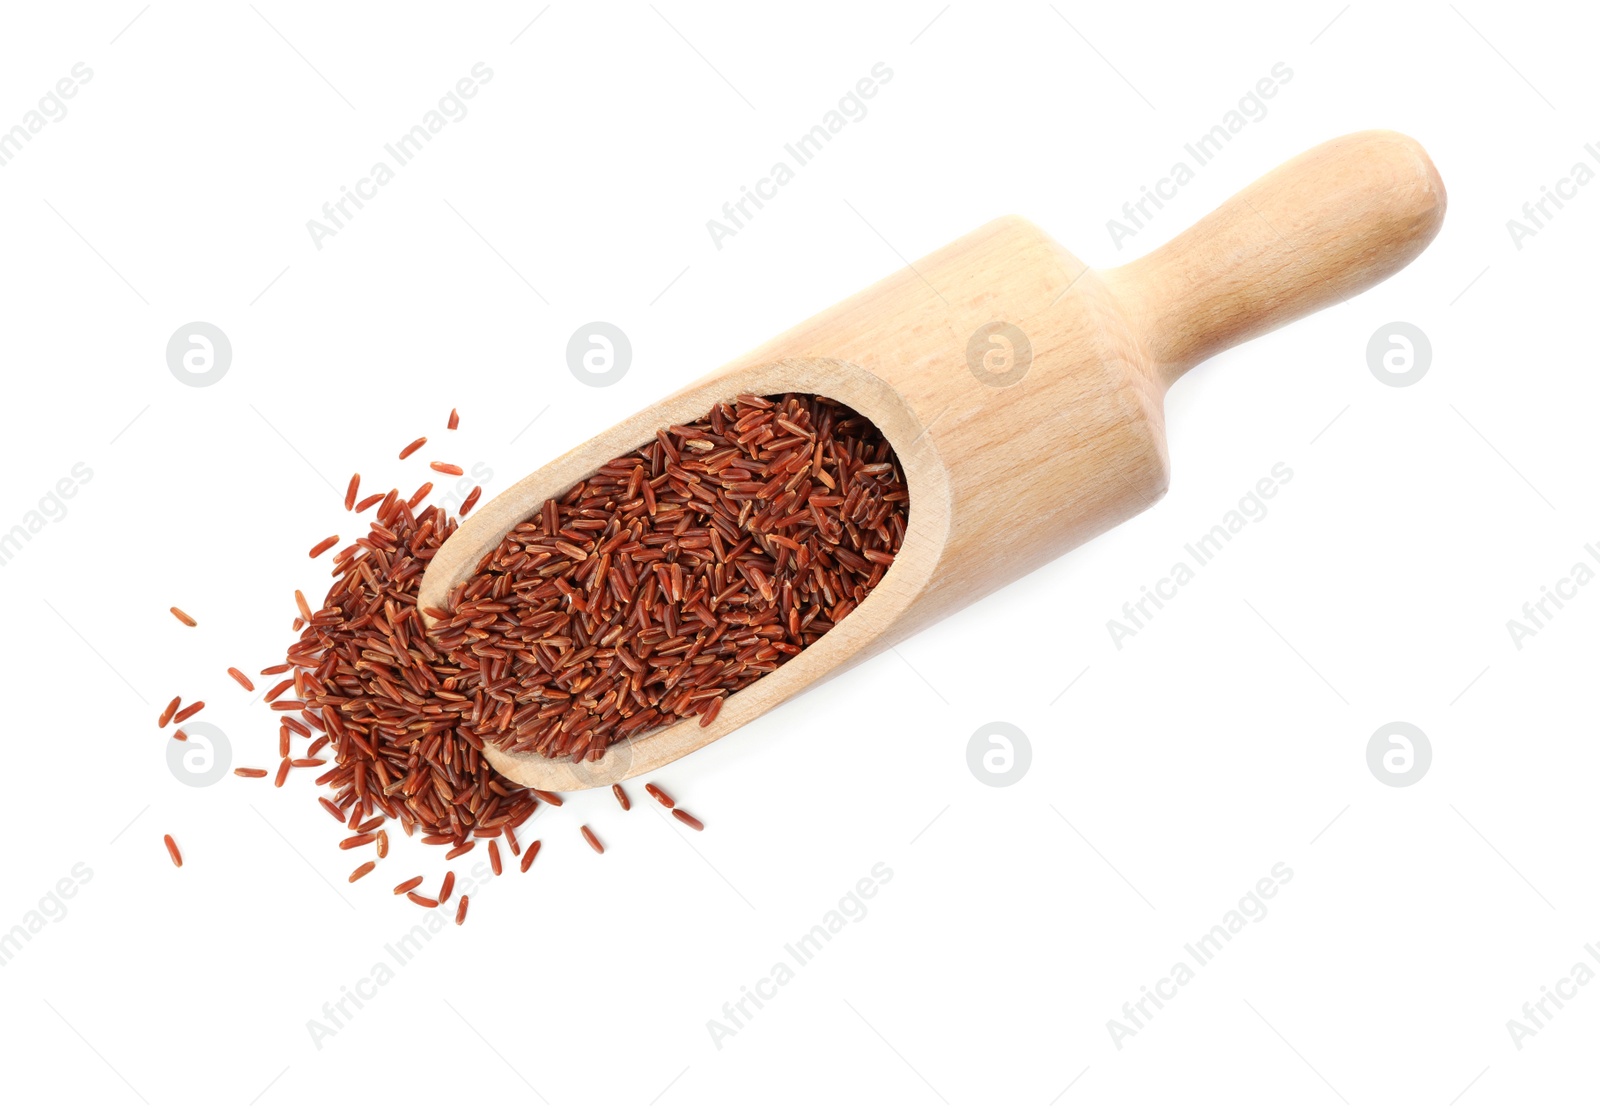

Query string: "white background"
[[0, 1, 1594, 1106]]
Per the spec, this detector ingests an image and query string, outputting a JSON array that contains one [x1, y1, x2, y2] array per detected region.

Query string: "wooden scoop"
[[419, 130, 1445, 791]]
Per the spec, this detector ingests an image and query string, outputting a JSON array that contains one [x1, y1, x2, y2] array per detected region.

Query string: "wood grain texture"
[[418, 130, 1445, 790], [1105, 130, 1447, 383]]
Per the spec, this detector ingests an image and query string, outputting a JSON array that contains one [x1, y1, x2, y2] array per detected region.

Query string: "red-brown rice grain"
[[430, 394, 906, 764]]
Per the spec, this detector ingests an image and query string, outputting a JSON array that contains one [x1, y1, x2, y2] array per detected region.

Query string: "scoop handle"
[[1106, 130, 1446, 385]]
